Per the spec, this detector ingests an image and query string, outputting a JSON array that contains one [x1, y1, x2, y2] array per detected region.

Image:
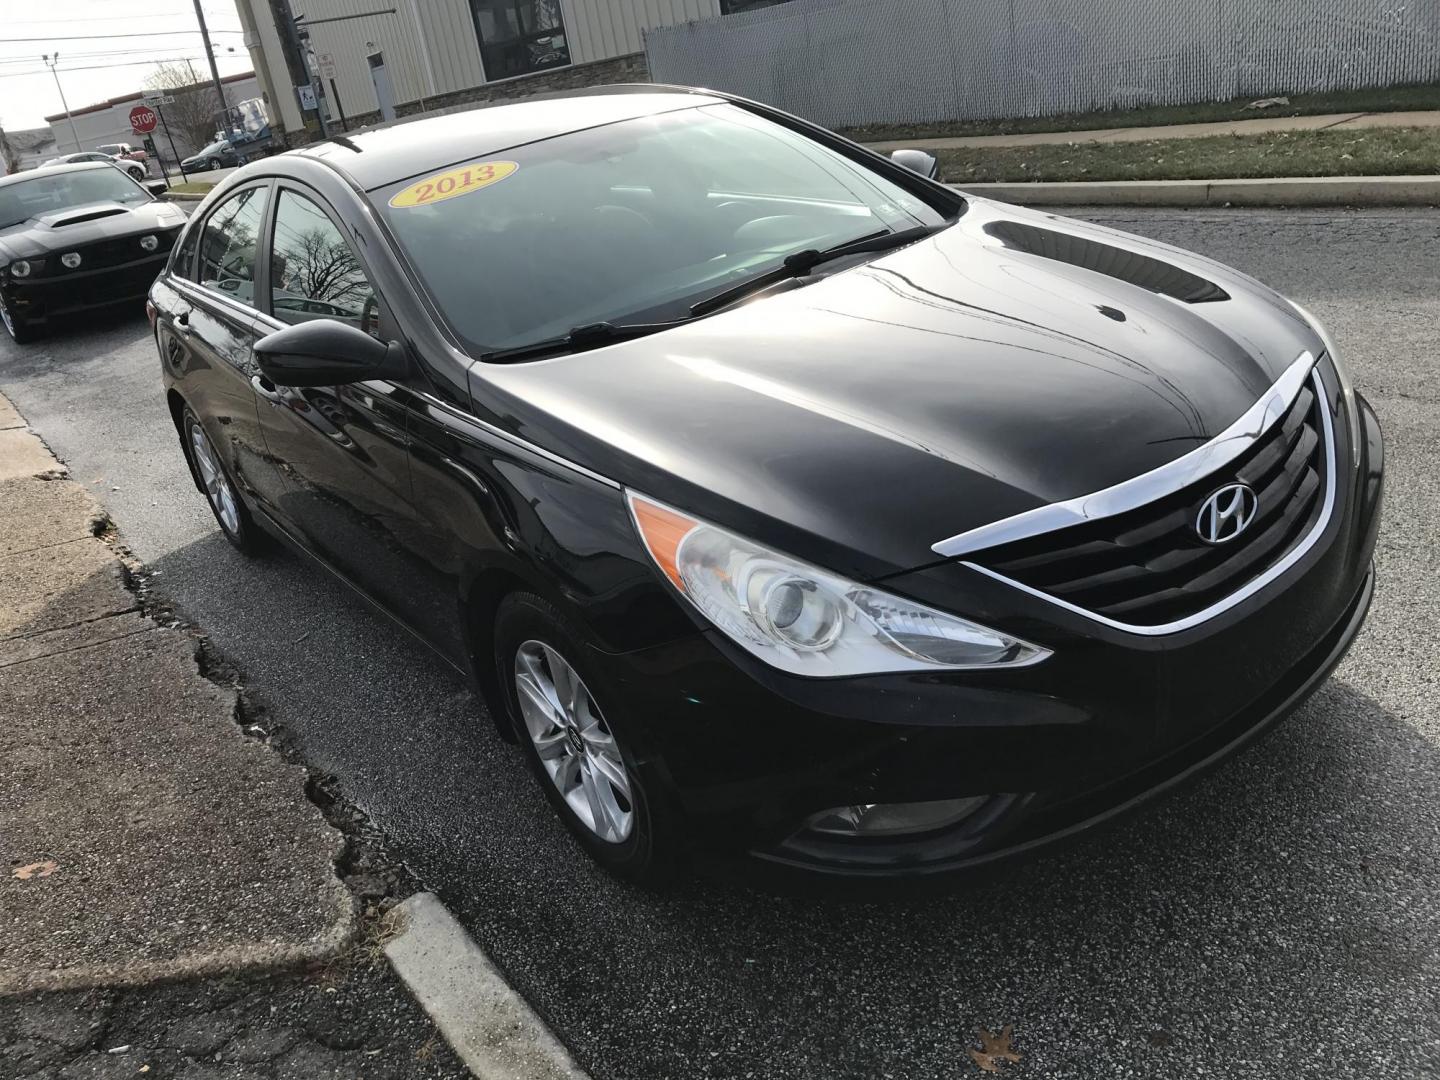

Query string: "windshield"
[[0, 168, 148, 229], [375, 103, 949, 356], [196, 141, 228, 156]]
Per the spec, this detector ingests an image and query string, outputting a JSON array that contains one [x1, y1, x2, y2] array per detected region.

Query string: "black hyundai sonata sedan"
[[149, 86, 1383, 883]]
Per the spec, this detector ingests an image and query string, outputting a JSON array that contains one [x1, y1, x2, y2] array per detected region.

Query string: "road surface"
[[2, 208, 1437, 1079]]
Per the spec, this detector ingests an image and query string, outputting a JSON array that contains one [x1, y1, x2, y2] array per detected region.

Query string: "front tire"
[[495, 593, 680, 885], [208, 157, 221, 171], [0, 293, 37, 344], [181, 406, 263, 555]]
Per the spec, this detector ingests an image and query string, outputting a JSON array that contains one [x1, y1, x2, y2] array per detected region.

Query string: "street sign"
[[129, 105, 158, 135], [318, 52, 337, 79], [142, 93, 175, 107], [296, 84, 318, 110]]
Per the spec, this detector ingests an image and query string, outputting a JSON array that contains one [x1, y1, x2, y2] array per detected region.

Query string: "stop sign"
[[129, 105, 158, 134]]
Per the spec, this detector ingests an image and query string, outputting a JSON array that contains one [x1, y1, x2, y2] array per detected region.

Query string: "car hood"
[[0, 200, 185, 260], [469, 197, 1324, 581]]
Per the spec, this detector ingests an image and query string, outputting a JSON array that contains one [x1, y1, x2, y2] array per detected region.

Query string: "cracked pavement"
[[0, 208, 1436, 1078], [1, 961, 466, 1078]]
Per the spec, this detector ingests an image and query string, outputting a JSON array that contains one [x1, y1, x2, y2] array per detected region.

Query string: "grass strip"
[[936, 126, 1440, 184]]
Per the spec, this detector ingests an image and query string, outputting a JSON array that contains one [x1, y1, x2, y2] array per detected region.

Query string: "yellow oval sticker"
[[388, 161, 518, 209]]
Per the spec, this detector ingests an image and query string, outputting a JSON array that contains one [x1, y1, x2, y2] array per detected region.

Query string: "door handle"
[[251, 374, 283, 403], [173, 311, 192, 335]]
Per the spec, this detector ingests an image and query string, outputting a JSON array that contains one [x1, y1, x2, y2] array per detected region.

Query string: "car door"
[[247, 182, 435, 632], [162, 181, 274, 508]]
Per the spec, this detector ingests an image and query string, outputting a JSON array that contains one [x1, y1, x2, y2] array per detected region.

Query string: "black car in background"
[[1, 162, 183, 343], [181, 139, 243, 172], [148, 87, 1383, 884]]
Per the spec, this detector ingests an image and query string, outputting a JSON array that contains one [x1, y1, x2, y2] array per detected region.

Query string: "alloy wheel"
[[189, 422, 241, 535], [514, 640, 634, 843]]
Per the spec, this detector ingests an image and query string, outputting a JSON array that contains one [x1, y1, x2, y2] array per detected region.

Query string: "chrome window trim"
[[959, 365, 1337, 637], [932, 351, 1318, 559], [172, 277, 267, 325]]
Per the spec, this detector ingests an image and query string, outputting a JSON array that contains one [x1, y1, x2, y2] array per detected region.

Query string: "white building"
[[45, 72, 262, 163], [232, 0, 794, 139]]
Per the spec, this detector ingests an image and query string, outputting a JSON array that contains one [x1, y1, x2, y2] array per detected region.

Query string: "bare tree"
[[274, 228, 370, 311], [144, 63, 222, 153], [0, 123, 18, 176]]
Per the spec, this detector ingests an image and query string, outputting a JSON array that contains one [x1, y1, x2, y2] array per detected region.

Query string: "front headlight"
[[628, 493, 1050, 677], [8, 259, 34, 278]]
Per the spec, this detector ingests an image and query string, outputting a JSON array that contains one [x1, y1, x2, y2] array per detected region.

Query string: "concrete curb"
[[160, 191, 208, 204], [385, 893, 589, 1080], [949, 175, 1440, 207]]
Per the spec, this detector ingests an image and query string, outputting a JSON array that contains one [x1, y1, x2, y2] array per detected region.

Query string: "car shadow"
[[128, 519, 1440, 1080]]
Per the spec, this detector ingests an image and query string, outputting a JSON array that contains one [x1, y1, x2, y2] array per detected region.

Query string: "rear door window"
[[197, 186, 268, 307]]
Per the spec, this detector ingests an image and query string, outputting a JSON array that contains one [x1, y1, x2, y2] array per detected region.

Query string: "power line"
[[0, 49, 212, 65], [4, 30, 247, 43], [0, 57, 227, 80]]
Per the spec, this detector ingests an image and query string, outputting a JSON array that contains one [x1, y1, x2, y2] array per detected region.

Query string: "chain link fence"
[[644, 0, 1440, 128]]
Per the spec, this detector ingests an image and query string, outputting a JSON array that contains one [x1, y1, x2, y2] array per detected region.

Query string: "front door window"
[[470, 0, 570, 80]]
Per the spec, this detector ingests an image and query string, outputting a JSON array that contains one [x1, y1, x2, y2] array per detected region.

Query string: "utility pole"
[[41, 54, 82, 153], [269, 0, 321, 140], [191, 0, 232, 124]]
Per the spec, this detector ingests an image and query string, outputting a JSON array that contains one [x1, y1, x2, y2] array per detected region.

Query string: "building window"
[[719, 0, 795, 13], [470, 0, 571, 81]]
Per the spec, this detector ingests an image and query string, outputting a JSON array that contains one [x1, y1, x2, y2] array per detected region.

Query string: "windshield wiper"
[[479, 223, 950, 362], [480, 318, 689, 363], [689, 222, 948, 318]]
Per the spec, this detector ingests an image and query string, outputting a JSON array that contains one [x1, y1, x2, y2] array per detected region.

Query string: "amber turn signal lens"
[[627, 494, 698, 591]]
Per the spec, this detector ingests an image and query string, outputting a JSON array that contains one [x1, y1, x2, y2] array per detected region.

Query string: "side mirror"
[[890, 149, 940, 179], [254, 319, 408, 387], [144, 179, 169, 196]]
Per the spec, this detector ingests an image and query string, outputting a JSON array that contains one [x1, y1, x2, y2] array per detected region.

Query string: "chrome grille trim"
[[960, 366, 1337, 636], [931, 351, 1318, 559]]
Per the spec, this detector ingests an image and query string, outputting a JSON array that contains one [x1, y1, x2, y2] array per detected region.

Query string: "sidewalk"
[[864, 108, 1440, 152], [0, 393, 353, 995], [0, 392, 468, 1076]]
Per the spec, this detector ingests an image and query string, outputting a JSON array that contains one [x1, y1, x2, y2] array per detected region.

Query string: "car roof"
[[294, 85, 725, 192], [0, 161, 112, 189]]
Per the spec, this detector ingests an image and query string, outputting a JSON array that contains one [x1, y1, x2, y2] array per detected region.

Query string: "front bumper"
[[2, 253, 168, 326], [587, 385, 1384, 880]]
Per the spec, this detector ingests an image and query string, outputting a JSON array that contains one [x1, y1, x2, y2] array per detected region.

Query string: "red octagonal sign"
[[129, 105, 158, 134]]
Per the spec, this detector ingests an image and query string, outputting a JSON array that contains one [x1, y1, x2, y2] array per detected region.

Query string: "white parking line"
[[384, 892, 590, 1080]]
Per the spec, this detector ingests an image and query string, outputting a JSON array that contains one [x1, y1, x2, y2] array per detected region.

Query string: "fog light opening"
[[804, 796, 991, 838]]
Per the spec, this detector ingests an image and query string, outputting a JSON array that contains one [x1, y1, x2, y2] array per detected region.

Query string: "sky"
[[0, 0, 256, 132]]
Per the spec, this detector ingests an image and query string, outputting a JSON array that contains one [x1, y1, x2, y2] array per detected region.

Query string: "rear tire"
[[181, 406, 264, 555], [495, 592, 682, 885]]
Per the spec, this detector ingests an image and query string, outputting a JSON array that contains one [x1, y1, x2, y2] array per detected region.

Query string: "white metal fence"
[[644, 0, 1440, 128]]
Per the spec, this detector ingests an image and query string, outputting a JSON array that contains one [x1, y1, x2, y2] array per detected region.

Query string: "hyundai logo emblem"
[[1195, 483, 1259, 544]]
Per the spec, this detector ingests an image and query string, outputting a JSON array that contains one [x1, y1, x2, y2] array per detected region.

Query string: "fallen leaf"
[[969, 1025, 1022, 1073], [12, 860, 58, 880]]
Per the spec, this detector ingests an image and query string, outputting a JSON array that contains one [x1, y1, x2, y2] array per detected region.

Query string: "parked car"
[[96, 142, 149, 164], [1, 162, 182, 342], [181, 139, 242, 172], [41, 151, 147, 182], [148, 87, 1383, 884]]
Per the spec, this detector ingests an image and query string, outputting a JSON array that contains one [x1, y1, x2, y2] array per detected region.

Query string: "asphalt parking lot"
[[2, 207, 1436, 1079]]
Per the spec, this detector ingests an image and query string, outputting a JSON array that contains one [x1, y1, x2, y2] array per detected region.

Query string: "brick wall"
[[337, 53, 650, 133]]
